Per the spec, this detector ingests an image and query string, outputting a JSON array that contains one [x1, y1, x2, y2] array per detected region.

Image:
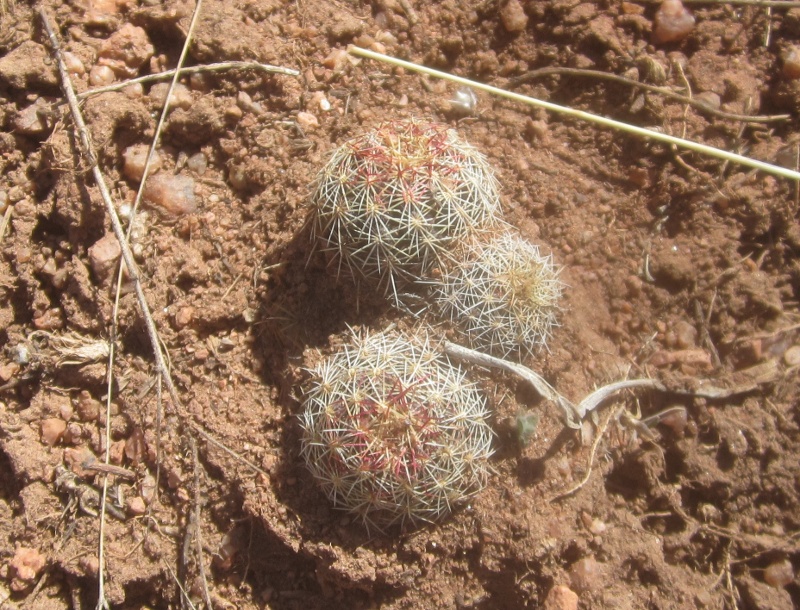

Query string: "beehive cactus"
[[309, 119, 503, 304], [434, 232, 563, 359], [299, 328, 494, 529]]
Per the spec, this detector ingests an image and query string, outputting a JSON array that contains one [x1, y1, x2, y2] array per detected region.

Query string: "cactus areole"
[[309, 119, 502, 303], [300, 329, 494, 529]]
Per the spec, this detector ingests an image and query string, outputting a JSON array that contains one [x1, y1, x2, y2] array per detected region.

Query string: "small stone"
[[14, 98, 53, 135], [63, 422, 84, 445], [783, 345, 800, 367], [122, 144, 162, 182], [543, 584, 579, 610], [186, 152, 207, 175], [109, 440, 126, 465], [0, 41, 58, 89], [88, 64, 116, 87], [322, 48, 349, 71], [140, 473, 157, 503], [98, 24, 154, 77], [75, 390, 101, 422], [63, 52, 86, 76], [126, 496, 147, 516], [570, 556, 602, 592], [783, 47, 800, 80], [175, 306, 194, 328], [764, 559, 794, 588], [41, 418, 67, 446], [88, 232, 121, 282], [148, 82, 193, 110], [9, 547, 46, 592], [63, 447, 96, 476], [500, 0, 528, 32], [296, 111, 319, 131], [653, 0, 695, 44], [674, 320, 697, 348], [0, 362, 19, 383], [143, 174, 197, 216], [327, 14, 363, 40]]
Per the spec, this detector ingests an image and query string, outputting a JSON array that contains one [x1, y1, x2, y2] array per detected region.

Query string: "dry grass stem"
[[76, 61, 299, 100], [508, 67, 790, 123], [190, 422, 270, 478], [191, 436, 213, 609], [0, 205, 12, 245], [349, 46, 800, 181], [550, 406, 617, 502]]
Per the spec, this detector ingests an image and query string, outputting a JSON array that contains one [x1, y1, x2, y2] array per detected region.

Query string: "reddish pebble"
[[88, 232, 121, 282], [126, 496, 147, 516], [543, 584, 579, 610], [143, 174, 197, 216], [653, 0, 695, 44]]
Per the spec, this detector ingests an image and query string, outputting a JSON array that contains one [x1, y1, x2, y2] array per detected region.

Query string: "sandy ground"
[[1, 0, 799, 608]]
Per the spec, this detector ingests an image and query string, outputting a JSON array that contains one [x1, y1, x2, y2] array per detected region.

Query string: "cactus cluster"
[[309, 119, 503, 303], [302, 119, 566, 529], [299, 328, 494, 529], [434, 233, 562, 359]]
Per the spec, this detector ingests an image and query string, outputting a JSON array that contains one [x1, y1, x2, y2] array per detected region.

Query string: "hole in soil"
[[663, 445, 685, 482], [0, 449, 22, 503]]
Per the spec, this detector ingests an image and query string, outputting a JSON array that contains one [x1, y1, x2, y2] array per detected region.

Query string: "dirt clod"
[[0, 42, 58, 89], [543, 584, 579, 610], [40, 418, 67, 447], [8, 547, 46, 592]]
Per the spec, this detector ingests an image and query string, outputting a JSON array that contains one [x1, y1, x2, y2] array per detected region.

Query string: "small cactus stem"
[[435, 232, 563, 359], [309, 119, 504, 305], [300, 328, 494, 529]]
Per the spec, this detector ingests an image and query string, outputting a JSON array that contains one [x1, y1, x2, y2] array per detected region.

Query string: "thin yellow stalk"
[[348, 46, 800, 182]]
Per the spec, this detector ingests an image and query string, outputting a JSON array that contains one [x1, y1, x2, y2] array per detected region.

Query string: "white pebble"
[[149, 82, 193, 110], [186, 152, 208, 175], [89, 65, 115, 87], [63, 52, 85, 76], [296, 111, 319, 131], [784, 345, 800, 367]]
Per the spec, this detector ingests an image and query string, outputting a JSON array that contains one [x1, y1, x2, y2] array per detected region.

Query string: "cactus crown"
[[435, 233, 563, 359], [299, 328, 494, 529], [309, 119, 502, 304]]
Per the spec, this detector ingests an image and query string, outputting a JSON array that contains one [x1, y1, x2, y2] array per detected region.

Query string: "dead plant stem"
[[508, 67, 789, 124], [76, 61, 298, 100], [191, 436, 213, 609]]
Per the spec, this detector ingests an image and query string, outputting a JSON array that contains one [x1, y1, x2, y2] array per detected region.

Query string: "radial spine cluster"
[[299, 328, 494, 529], [309, 119, 502, 303], [435, 233, 563, 359]]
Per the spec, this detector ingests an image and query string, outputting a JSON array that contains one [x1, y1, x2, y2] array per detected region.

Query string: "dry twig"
[[76, 61, 299, 100], [507, 67, 789, 124]]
